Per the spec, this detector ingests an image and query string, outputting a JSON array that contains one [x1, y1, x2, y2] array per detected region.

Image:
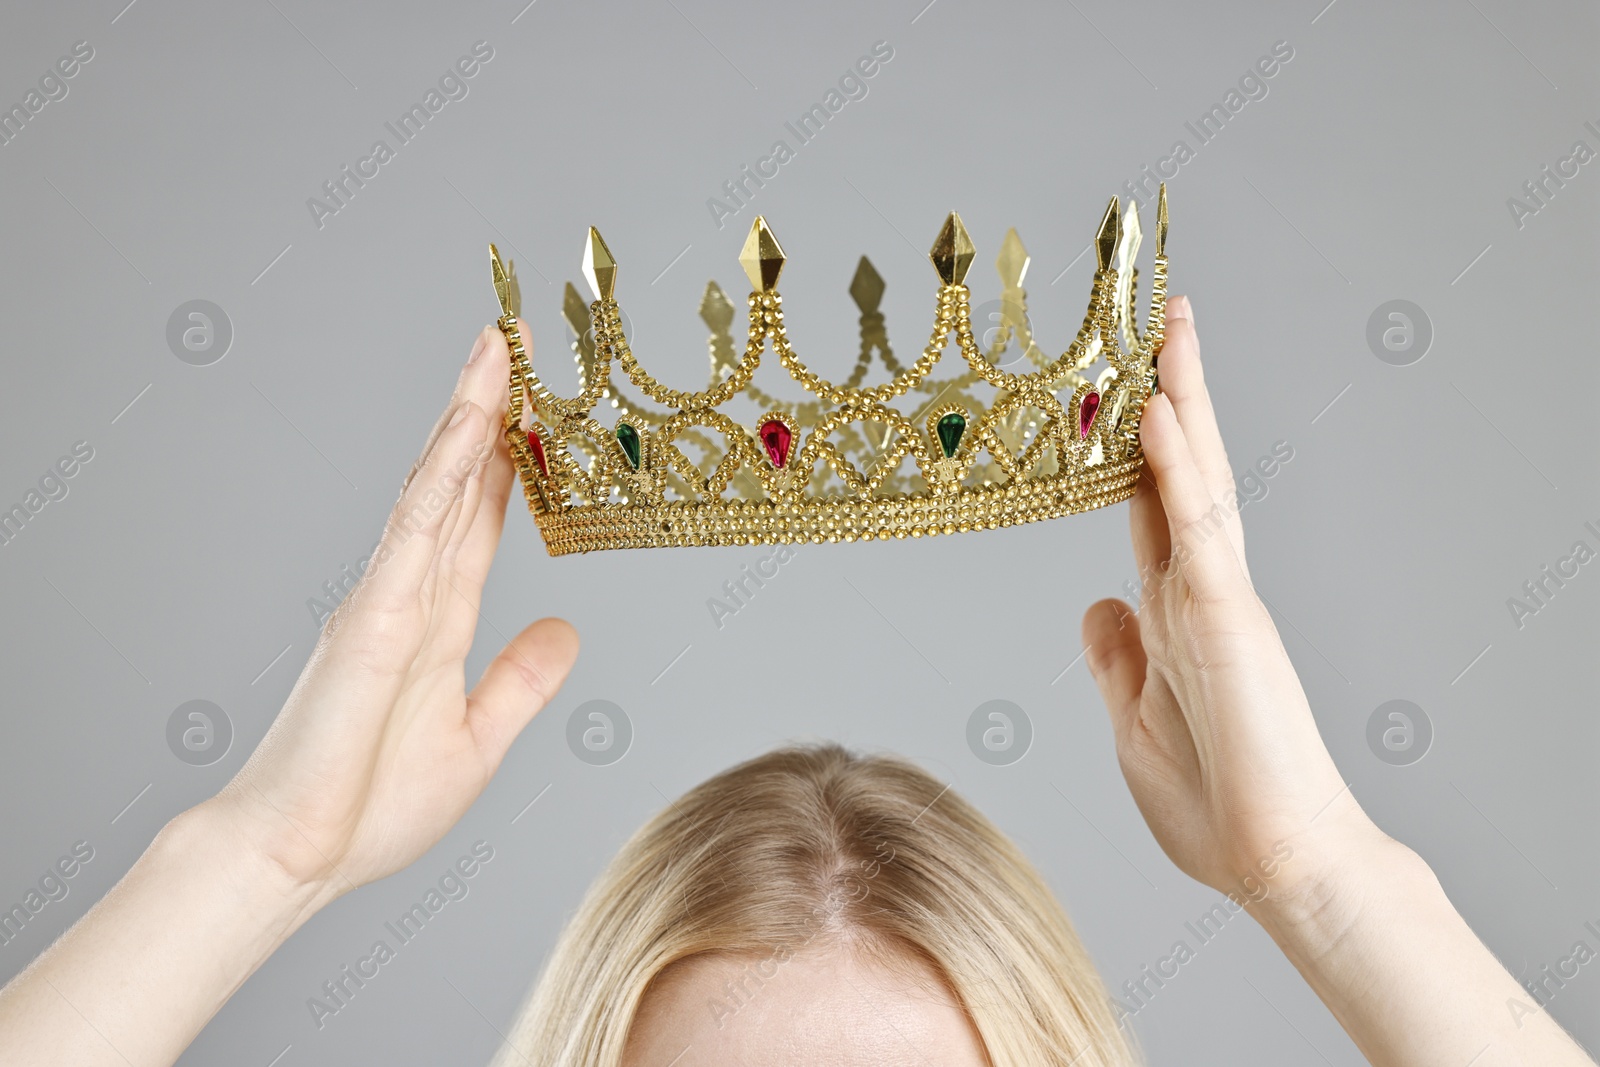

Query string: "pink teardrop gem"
[[758, 420, 793, 468], [526, 428, 548, 476], [1078, 391, 1100, 439]]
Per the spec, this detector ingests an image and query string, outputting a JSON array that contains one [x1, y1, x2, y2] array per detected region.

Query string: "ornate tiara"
[[489, 186, 1169, 555]]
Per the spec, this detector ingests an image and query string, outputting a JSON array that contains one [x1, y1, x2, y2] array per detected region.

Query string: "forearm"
[[0, 801, 330, 1067], [1253, 833, 1592, 1067]]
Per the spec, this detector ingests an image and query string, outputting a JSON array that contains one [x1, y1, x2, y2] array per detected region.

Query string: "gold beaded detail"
[[486, 187, 1171, 555]]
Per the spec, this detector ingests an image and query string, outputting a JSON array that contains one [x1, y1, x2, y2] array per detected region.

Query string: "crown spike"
[[1095, 197, 1121, 272], [700, 281, 739, 382], [487, 191, 1168, 555], [699, 280, 736, 332], [560, 282, 589, 337], [739, 216, 786, 292], [582, 226, 617, 301], [489, 243, 513, 317], [1118, 199, 1143, 272], [930, 212, 975, 285], [849, 256, 885, 314], [1156, 183, 1169, 257], [996, 228, 1029, 288]]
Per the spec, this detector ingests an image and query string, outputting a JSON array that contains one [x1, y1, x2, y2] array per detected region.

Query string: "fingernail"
[[1169, 295, 1192, 324], [467, 327, 490, 364], [447, 402, 471, 429]]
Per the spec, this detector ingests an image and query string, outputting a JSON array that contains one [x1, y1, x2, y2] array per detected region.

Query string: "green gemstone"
[[616, 422, 641, 469], [936, 413, 966, 458]]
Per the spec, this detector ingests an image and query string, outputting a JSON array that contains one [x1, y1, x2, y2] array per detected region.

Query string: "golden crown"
[[488, 186, 1170, 555]]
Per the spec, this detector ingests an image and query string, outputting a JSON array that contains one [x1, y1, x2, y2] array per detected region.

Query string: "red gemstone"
[[758, 420, 793, 468], [1078, 391, 1100, 439], [526, 428, 549, 476]]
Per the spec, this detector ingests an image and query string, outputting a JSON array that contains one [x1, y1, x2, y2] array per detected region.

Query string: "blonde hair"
[[496, 743, 1137, 1066]]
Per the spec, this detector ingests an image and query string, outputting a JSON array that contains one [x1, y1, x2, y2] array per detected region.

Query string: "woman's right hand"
[[0, 325, 580, 1067]]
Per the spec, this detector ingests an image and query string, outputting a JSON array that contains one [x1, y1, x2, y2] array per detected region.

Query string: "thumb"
[[1081, 598, 1146, 742], [466, 617, 580, 767]]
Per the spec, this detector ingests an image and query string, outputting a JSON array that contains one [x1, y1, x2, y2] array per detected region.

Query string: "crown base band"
[[525, 454, 1143, 555]]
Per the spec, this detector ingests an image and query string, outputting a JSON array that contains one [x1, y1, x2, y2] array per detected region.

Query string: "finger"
[[403, 326, 501, 494], [1139, 393, 1248, 603], [419, 430, 498, 649], [1128, 466, 1170, 597], [419, 436, 493, 624], [456, 429, 517, 588], [1158, 296, 1237, 514], [415, 325, 514, 608], [466, 618, 580, 769], [308, 400, 487, 713], [449, 326, 519, 592], [1082, 598, 1147, 742], [416, 328, 522, 670], [433, 426, 498, 583], [357, 400, 489, 615], [438, 444, 492, 572], [460, 323, 513, 452]]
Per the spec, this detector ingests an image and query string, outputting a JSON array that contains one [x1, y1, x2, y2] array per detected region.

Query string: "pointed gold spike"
[[1156, 183, 1169, 257], [1095, 197, 1121, 271], [701, 281, 738, 382], [1118, 199, 1143, 272], [996, 228, 1029, 288], [582, 226, 617, 301], [699, 280, 735, 332], [739, 216, 786, 291], [1115, 200, 1143, 351], [561, 282, 590, 338], [849, 256, 885, 313], [929, 212, 976, 285], [489, 243, 513, 317], [562, 281, 600, 382]]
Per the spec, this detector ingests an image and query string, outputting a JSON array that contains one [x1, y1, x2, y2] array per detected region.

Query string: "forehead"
[[621, 945, 991, 1067]]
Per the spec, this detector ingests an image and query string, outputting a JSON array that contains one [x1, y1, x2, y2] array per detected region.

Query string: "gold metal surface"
[[996, 228, 1028, 289], [738, 215, 786, 292], [489, 243, 513, 318], [1094, 197, 1121, 271], [582, 226, 617, 301], [1156, 182, 1169, 258], [490, 189, 1171, 554], [848, 255, 885, 314], [929, 211, 976, 286]]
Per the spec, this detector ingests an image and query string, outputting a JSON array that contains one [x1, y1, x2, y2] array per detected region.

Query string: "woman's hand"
[[209, 325, 579, 899], [1081, 295, 1378, 902], [0, 326, 578, 1067], [1082, 296, 1595, 1067]]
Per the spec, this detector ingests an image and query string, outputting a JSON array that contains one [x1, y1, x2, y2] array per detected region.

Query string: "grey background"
[[1, 0, 1596, 1064]]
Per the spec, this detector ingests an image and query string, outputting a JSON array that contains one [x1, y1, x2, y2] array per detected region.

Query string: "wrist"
[[1248, 815, 1435, 959], [0, 797, 344, 1064], [163, 798, 339, 949]]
